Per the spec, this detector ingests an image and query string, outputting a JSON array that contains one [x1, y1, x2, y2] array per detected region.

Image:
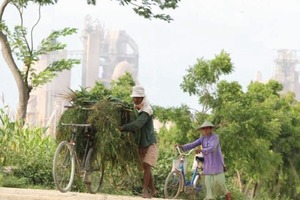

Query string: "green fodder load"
[[55, 98, 141, 187], [87, 98, 139, 167], [56, 106, 90, 160]]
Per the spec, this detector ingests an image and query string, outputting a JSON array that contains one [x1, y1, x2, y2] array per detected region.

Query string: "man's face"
[[132, 97, 143, 106]]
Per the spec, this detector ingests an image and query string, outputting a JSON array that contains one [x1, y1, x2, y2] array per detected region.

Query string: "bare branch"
[[30, 4, 42, 52], [0, 0, 10, 20]]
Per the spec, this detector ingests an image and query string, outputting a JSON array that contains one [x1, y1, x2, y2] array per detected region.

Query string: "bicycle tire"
[[53, 141, 75, 193], [164, 170, 183, 199], [84, 147, 104, 194], [191, 174, 203, 199], [193, 174, 201, 189]]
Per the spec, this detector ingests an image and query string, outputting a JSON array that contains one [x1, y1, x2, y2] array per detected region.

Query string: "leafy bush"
[[1, 176, 28, 188], [0, 108, 56, 188]]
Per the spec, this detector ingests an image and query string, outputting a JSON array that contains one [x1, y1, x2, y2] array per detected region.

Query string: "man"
[[177, 120, 231, 200], [118, 85, 158, 198]]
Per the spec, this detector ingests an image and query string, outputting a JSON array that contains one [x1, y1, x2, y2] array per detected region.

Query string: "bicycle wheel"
[[84, 147, 104, 194], [190, 174, 204, 200], [53, 141, 75, 193], [164, 170, 183, 199]]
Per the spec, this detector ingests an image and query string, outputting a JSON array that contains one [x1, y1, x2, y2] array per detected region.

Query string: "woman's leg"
[[205, 175, 214, 199]]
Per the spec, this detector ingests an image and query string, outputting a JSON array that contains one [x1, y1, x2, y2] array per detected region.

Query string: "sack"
[[192, 153, 204, 171]]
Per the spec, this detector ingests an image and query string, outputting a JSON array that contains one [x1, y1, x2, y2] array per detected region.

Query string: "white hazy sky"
[[1, 0, 300, 112]]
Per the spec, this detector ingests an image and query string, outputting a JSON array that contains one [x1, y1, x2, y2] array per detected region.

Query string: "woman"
[[176, 120, 231, 200]]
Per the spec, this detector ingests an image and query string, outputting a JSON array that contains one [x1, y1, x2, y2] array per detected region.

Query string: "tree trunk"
[[0, 31, 29, 122], [275, 164, 283, 200], [244, 179, 253, 199], [236, 170, 243, 192], [252, 182, 258, 199], [16, 85, 30, 122]]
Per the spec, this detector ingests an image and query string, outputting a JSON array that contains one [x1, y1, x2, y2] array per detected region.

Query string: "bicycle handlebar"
[[61, 123, 91, 127], [175, 146, 195, 157]]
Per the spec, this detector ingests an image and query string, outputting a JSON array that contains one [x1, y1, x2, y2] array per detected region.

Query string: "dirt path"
[[0, 187, 170, 200]]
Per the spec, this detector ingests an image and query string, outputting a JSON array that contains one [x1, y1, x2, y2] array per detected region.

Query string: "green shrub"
[[0, 173, 3, 186], [2, 176, 28, 188], [0, 108, 57, 188]]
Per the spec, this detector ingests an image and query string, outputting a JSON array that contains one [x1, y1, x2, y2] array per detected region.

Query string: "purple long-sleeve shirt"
[[182, 133, 225, 175]]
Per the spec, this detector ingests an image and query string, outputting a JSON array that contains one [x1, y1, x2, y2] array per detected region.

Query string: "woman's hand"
[[195, 149, 202, 154]]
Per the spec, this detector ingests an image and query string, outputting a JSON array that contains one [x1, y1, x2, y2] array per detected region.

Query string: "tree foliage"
[[157, 51, 300, 199], [79, 0, 181, 22], [180, 50, 234, 112], [211, 80, 300, 199], [1, 0, 180, 121], [0, 0, 79, 121]]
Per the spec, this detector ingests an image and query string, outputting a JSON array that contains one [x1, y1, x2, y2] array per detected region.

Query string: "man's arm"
[[119, 112, 150, 131]]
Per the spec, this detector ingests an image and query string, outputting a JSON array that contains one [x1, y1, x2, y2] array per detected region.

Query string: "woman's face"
[[132, 97, 144, 106], [201, 127, 213, 136]]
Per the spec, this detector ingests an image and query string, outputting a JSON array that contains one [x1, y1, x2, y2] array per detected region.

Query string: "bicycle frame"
[[164, 147, 203, 199], [176, 147, 202, 191], [53, 123, 92, 193], [66, 123, 92, 171]]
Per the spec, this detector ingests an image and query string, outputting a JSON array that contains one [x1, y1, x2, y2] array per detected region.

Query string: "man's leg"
[[141, 144, 159, 198], [142, 162, 151, 198], [149, 170, 158, 197]]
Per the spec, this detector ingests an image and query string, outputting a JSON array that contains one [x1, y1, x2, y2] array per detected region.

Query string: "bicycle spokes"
[[164, 170, 183, 199], [53, 141, 75, 193], [84, 148, 104, 194]]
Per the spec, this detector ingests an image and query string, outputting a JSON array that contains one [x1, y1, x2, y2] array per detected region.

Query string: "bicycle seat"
[[196, 156, 204, 162]]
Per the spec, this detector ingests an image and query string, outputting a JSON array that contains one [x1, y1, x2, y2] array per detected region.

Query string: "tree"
[[213, 81, 283, 197], [154, 104, 197, 146], [0, 0, 79, 121], [0, 0, 181, 122], [76, 0, 181, 22], [213, 80, 300, 199], [180, 50, 234, 113], [154, 50, 235, 150], [178, 51, 300, 199]]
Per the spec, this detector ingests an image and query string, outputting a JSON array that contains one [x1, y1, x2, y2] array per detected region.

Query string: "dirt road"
[[0, 187, 170, 200]]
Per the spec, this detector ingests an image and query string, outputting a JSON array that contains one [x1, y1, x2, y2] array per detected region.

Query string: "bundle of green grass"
[[55, 80, 143, 191]]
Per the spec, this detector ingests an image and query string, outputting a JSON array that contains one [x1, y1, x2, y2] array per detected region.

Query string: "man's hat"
[[130, 86, 146, 97]]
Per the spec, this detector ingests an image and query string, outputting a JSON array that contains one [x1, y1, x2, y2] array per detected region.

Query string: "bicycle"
[[52, 123, 104, 194], [164, 146, 204, 199]]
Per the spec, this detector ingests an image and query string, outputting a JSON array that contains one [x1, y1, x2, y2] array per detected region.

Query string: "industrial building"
[[27, 16, 139, 135], [272, 49, 300, 100]]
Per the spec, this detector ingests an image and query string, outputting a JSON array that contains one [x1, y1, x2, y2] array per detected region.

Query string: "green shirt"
[[123, 111, 156, 148]]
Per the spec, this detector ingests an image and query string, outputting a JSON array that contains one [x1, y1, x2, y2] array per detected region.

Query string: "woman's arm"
[[202, 134, 219, 154], [182, 137, 202, 151]]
